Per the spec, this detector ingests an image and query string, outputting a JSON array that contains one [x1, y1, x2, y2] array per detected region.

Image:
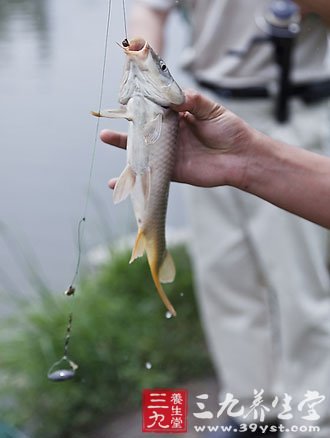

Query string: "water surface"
[[0, 0, 187, 299]]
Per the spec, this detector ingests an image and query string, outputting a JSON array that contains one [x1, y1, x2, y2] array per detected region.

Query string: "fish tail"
[[130, 229, 176, 316], [149, 257, 177, 317]]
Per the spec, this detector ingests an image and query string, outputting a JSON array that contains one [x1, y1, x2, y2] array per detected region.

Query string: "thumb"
[[171, 89, 225, 121], [108, 178, 117, 190]]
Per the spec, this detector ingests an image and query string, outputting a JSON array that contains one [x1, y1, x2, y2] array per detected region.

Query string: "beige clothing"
[[138, 0, 330, 86], [185, 95, 330, 437], [136, 1, 330, 436]]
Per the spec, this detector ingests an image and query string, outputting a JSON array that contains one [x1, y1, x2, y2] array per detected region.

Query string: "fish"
[[92, 38, 185, 316]]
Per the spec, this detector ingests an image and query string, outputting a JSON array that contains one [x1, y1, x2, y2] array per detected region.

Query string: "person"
[[102, 89, 330, 229], [106, 1, 330, 436]]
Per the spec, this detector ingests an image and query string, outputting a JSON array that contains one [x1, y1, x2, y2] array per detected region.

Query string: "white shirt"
[[137, 0, 330, 87]]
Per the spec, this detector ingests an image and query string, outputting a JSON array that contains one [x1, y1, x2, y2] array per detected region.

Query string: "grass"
[[0, 245, 213, 438]]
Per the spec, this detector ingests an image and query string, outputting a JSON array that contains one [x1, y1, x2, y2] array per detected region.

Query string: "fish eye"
[[160, 60, 167, 71]]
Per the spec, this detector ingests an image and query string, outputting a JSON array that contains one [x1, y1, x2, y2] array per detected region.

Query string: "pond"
[[0, 0, 187, 299]]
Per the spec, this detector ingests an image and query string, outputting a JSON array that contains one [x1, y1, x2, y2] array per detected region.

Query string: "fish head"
[[119, 38, 184, 107]]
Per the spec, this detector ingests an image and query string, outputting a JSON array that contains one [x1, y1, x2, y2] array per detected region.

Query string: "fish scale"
[[93, 38, 184, 316]]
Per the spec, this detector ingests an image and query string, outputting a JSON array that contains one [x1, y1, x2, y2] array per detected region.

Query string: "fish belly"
[[129, 98, 179, 315]]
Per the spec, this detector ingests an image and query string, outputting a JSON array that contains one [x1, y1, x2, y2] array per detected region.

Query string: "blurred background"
[[0, 1, 213, 437], [0, 0, 189, 300]]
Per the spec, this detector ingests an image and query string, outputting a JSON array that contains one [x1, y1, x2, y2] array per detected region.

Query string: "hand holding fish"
[[102, 88, 330, 229], [102, 89, 254, 190]]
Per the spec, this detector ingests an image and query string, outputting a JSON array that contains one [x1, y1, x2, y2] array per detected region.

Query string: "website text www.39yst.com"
[[193, 423, 321, 434]]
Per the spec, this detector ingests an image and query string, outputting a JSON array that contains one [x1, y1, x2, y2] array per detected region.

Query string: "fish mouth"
[[121, 37, 149, 58]]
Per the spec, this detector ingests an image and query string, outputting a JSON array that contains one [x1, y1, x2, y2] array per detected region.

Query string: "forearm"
[[295, 0, 330, 26], [129, 2, 169, 53], [240, 131, 330, 228], [102, 88, 330, 229]]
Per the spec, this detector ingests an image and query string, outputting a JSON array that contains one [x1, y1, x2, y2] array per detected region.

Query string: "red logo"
[[142, 388, 188, 433]]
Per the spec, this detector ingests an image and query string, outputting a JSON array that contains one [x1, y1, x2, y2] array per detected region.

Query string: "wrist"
[[232, 126, 280, 193], [221, 122, 262, 190], [238, 128, 289, 198]]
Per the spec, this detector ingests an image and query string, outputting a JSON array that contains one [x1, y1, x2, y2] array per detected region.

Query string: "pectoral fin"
[[91, 107, 132, 121], [143, 113, 162, 144], [113, 165, 136, 204], [159, 251, 176, 284]]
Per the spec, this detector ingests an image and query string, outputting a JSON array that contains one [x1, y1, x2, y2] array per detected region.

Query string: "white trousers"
[[185, 94, 330, 437]]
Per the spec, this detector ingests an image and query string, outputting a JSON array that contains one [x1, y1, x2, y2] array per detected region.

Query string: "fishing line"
[[48, 0, 114, 381], [68, 0, 114, 293], [48, 313, 78, 381], [122, 0, 128, 43]]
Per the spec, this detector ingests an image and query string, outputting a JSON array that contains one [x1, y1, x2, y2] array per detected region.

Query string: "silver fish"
[[93, 38, 184, 316]]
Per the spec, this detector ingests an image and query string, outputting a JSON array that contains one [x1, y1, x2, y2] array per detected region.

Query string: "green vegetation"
[[0, 246, 213, 438]]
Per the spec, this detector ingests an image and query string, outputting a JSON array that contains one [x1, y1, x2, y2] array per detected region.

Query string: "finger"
[[171, 89, 225, 121], [108, 178, 117, 190], [100, 129, 127, 149]]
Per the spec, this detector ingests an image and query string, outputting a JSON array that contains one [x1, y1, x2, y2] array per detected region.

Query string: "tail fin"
[[130, 229, 177, 317], [149, 260, 177, 317]]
